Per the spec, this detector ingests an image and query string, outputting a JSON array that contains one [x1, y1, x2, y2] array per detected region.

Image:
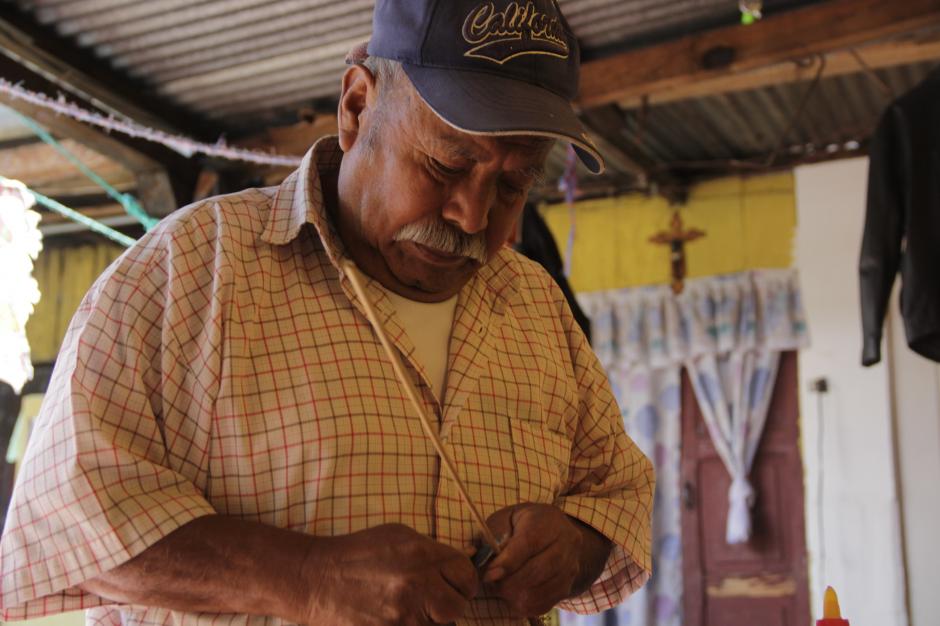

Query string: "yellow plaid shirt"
[[0, 137, 653, 626]]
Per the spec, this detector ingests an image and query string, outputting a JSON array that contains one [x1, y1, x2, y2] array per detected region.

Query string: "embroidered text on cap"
[[462, 1, 570, 65]]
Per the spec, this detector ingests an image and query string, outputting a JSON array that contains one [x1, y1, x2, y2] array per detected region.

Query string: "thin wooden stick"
[[341, 260, 501, 551]]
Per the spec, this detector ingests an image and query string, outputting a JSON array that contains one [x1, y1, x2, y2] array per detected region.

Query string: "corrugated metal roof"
[[606, 60, 939, 175], [11, 0, 822, 127], [5, 0, 938, 205]]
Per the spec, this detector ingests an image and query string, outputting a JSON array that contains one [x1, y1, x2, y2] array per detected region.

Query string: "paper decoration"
[[0, 179, 42, 393]]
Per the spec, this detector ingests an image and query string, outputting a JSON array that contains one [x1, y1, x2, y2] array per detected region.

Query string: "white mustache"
[[393, 219, 488, 264]]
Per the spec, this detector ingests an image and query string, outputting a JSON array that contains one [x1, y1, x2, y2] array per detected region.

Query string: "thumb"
[[485, 504, 520, 540]]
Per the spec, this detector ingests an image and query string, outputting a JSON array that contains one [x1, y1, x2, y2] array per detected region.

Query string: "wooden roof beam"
[[579, 0, 940, 109], [616, 32, 940, 109], [0, 92, 179, 217], [0, 61, 188, 216]]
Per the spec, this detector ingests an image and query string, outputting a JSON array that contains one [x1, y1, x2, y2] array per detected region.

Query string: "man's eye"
[[430, 158, 463, 176], [499, 179, 527, 196], [499, 179, 530, 195]]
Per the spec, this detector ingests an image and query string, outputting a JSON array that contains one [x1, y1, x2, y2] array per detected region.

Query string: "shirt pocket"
[[510, 419, 572, 504]]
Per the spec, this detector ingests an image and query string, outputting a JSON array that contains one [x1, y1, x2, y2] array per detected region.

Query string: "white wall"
[[794, 158, 909, 626], [888, 305, 940, 626]]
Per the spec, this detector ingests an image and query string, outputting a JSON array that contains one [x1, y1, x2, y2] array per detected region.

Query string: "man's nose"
[[442, 178, 494, 235]]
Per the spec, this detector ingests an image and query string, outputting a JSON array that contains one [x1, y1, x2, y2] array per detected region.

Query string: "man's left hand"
[[481, 503, 612, 618]]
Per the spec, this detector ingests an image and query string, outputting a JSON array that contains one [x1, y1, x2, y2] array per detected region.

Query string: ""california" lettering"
[[462, 1, 569, 64]]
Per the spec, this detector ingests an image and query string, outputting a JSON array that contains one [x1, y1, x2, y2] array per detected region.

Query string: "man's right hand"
[[305, 523, 479, 626], [80, 516, 477, 626]]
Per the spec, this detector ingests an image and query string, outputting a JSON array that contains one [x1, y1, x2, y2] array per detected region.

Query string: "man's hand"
[[81, 517, 477, 626], [309, 523, 479, 626], [482, 504, 612, 618]]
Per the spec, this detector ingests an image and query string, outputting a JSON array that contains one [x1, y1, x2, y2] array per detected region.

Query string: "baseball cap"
[[357, 0, 605, 174]]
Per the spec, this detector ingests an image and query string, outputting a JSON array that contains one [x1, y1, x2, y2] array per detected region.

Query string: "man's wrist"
[[284, 534, 340, 624], [566, 515, 613, 597]]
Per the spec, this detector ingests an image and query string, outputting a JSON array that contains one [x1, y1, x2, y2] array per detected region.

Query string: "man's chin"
[[390, 263, 479, 300], [406, 268, 475, 297], [381, 243, 484, 298]]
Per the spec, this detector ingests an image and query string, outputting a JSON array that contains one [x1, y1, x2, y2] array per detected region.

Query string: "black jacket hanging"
[[515, 204, 592, 342], [860, 66, 940, 366]]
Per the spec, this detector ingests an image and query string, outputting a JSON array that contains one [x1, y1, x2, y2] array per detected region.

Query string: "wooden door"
[[681, 352, 810, 626]]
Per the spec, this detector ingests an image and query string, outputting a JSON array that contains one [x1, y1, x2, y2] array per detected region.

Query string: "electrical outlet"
[[809, 377, 829, 393]]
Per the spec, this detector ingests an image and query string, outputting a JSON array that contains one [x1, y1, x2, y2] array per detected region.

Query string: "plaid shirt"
[[0, 137, 653, 626]]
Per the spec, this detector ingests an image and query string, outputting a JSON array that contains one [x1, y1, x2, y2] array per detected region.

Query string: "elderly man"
[[0, 1, 653, 625]]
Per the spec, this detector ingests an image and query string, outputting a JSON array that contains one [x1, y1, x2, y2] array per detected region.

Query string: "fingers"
[[422, 544, 478, 623], [424, 574, 474, 625], [492, 539, 574, 594], [483, 533, 552, 584], [485, 505, 516, 539], [484, 509, 555, 582], [440, 553, 479, 600], [479, 505, 585, 618], [348, 525, 479, 626], [487, 544, 576, 618], [502, 568, 571, 618]]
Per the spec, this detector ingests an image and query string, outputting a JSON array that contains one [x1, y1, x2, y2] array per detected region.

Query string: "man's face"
[[335, 66, 552, 302]]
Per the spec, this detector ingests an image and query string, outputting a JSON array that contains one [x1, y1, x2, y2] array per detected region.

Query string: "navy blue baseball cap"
[[359, 0, 605, 174]]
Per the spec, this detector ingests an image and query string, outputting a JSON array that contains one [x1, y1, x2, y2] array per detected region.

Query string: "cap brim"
[[401, 63, 605, 175]]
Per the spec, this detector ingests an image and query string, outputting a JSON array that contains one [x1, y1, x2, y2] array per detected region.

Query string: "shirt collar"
[[262, 135, 347, 266]]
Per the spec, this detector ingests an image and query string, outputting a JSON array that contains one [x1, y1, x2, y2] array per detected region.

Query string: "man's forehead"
[[399, 76, 553, 162]]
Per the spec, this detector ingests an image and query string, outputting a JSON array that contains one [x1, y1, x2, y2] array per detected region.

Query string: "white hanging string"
[[0, 79, 304, 168]]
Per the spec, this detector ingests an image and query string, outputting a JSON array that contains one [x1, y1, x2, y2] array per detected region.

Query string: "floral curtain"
[[685, 349, 780, 543], [0, 179, 42, 394], [560, 269, 809, 626]]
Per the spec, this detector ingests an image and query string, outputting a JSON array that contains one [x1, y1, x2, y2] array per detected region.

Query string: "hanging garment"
[[860, 66, 940, 366], [515, 203, 592, 341]]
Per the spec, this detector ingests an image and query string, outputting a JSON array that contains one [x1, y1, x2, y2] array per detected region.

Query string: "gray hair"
[[393, 217, 488, 265], [362, 56, 405, 95], [359, 56, 405, 151]]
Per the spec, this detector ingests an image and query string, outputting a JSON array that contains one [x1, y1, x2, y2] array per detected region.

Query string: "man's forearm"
[[79, 515, 323, 623], [568, 517, 613, 597]]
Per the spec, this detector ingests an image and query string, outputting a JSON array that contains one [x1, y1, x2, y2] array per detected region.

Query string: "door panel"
[[681, 352, 810, 626], [706, 597, 792, 626]]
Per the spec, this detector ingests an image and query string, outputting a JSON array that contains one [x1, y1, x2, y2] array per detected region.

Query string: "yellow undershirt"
[[380, 287, 459, 401]]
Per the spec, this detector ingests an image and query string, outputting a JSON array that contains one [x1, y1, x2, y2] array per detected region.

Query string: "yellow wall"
[[27, 242, 125, 363], [541, 172, 796, 293], [9, 242, 123, 625]]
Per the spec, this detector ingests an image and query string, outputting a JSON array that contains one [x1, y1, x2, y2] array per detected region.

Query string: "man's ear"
[[337, 64, 377, 152]]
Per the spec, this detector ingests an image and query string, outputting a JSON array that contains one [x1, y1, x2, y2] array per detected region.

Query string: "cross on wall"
[[649, 211, 706, 294]]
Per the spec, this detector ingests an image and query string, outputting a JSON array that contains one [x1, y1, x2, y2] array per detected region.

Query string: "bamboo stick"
[[341, 260, 501, 551]]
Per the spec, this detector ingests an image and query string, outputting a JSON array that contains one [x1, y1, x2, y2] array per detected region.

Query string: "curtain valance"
[[580, 269, 810, 372]]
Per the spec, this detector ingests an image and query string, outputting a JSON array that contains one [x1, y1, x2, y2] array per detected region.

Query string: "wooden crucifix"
[[649, 211, 706, 294]]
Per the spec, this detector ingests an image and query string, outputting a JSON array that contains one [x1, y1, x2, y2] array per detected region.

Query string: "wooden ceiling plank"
[[581, 0, 940, 109]]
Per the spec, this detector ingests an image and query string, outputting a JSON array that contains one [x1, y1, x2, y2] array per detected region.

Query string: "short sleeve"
[[548, 280, 654, 614], [0, 213, 226, 620]]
